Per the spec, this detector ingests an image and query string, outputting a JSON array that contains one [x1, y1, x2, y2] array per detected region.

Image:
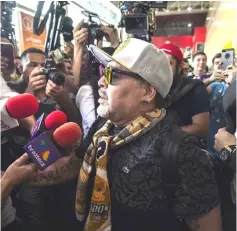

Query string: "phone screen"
[[221, 48, 235, 70], [0, 42, 15, 71]]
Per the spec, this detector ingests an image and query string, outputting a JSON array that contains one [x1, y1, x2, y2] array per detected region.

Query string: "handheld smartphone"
[[221, 48, 235, 70], [0, 42, 15, 71]]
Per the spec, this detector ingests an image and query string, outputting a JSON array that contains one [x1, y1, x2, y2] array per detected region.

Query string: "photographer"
[[73, 21, 117, 136], [8, 48, 80, 124], [5, 48, 81, 231]]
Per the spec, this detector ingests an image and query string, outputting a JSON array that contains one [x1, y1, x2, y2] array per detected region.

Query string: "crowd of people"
[[1, 19, 236, 231]]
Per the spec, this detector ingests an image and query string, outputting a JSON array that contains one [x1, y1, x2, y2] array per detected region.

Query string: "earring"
[[141, 100, 149, 104]]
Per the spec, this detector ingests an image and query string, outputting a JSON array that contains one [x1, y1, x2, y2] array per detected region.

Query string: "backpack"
[[161, 128, 191, 231]]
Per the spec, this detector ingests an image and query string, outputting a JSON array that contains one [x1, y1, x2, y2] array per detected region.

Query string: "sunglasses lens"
[[103, 67, 112, 84]]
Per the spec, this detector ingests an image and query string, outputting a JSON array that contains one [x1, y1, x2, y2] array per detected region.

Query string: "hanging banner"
[[18, 11, 46, 52]]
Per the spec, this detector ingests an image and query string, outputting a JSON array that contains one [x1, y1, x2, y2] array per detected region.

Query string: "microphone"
[[1, 93, 39, 132], [45, 110, 68, 131], [31, 110, 68, 138], [24, 122, 82, 170], [53, 122, 82, 148]]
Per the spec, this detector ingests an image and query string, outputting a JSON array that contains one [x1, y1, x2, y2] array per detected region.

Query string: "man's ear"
[[143, 84, 157, 103], [18, 64, 23, 74]]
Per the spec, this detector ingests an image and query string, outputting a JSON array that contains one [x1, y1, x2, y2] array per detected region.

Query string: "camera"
[[83, 21, 104, 41], [225, 53, 231, 59], [44, 58, 65, 85], [118, 1, 168, 41], [81, 11, 105, 44], [61, 16, 74, 42]]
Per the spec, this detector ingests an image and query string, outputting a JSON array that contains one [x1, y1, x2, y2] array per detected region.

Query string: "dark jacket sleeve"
[[173, 137, 220, 219]]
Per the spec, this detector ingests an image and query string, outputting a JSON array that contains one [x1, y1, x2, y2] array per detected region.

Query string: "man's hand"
[[45, 80, 68, 103], [101, 26, 120, 48], [214, 128, 236, 152], [209, 70, 226, 82], [222, 65, 237, 84], [73, 20, 88, 50], [26, 67, 47, 94], [2, 154, 37, 186]]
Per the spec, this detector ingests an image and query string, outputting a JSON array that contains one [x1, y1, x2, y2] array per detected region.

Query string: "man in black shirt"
[[29, 38, 221, 231], [159, 43, 210, 137]]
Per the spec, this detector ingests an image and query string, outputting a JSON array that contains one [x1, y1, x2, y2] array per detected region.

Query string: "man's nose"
[[98, 76, 108, 88]]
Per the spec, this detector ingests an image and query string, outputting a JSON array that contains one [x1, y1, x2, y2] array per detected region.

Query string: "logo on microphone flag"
[[24, 132, 62, 170], [39, 139, 50, 161]]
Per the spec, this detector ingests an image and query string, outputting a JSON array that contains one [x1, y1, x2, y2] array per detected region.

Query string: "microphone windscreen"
[[53, 122, 82, 148], [45, 110, 68, 130], [6, 93, 39, 119]]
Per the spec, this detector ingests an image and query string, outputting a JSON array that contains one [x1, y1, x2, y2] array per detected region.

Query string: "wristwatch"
[[219, 145, 236, 163]]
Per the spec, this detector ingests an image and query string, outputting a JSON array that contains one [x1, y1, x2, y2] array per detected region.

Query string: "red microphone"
[[31, 110, 68, 138], [24, 122, 82, 170], [1, 93, 39, 131], [53, 122, 82, 148], [45, 110, 68, 130], [6, 93, 39, 119]]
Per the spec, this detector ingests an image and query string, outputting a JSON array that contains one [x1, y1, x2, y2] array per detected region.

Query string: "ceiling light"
[[166, 9, 169, 12], [188, 23, 192, 27], [187, 7, 192, 12], [209, 7, 213, 11], [206, 17, 210, 20], [178, 8, 181, 11]]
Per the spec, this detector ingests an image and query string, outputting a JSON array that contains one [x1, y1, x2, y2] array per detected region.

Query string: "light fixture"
[[187, 7, 192, 12], [188, 23, 192, 27], [206, 17, 210, 20], [178, 8, 181, 11], [166, 9, 169, 12]]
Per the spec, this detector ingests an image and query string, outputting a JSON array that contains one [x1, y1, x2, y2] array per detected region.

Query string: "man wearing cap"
[[160, 43, 210, 137], [29, 38, 221, 231]]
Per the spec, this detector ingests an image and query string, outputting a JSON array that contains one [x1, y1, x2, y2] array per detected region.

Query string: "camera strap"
[[33, 1, 54, 35]]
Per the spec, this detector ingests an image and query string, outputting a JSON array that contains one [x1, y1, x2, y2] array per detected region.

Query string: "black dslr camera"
[[44, 58, 65, 85], [81, 11, 104, 44]]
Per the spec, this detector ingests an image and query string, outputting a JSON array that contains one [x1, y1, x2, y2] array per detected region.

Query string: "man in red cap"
[[160, 43, 210, 138]]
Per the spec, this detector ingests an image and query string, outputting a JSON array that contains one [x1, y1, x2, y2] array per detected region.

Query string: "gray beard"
[[97, 103, 110, 118]]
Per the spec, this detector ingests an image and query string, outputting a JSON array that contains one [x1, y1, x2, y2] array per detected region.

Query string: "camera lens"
[[90, 28, 104, 39], [49, 71, 65, 85], [225, 53, 230, 59]]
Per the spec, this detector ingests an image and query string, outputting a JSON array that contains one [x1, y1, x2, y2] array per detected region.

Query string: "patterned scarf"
[[75, 108, 166, 231]]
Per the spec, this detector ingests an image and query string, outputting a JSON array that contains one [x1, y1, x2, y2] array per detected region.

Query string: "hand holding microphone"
[[1, 154, 37, 203], [24, 122, 82, 170]]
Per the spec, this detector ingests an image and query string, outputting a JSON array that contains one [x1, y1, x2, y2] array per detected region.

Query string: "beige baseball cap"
[[89, 38, 173, 98]]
